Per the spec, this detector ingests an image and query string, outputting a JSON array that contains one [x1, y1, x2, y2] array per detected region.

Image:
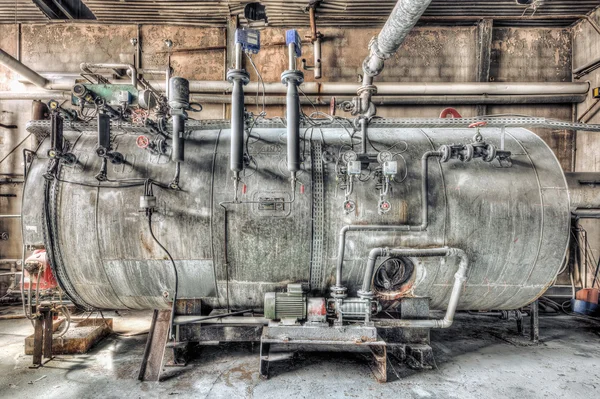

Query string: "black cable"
[[147, 212, 179, 340]]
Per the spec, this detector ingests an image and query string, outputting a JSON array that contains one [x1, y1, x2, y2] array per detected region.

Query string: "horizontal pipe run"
[[571, 209, 600, 219], [371, 247, 469, 329], [15, 78, 589, 97], [0, 215, 21, 218], [334, 151, 441, 288], [164, 81, 592, 97]]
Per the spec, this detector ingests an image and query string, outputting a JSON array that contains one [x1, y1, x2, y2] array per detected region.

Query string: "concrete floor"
[[0, 308, 599, 399]]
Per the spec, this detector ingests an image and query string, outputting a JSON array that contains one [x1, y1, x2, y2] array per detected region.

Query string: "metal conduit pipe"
[[0, 47, 50, 88], [332, 151, 441, 293], [369, 247, 469, 329]]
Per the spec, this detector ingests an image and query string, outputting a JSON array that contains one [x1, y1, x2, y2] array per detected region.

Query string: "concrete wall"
[[0, 22, 578, 283]]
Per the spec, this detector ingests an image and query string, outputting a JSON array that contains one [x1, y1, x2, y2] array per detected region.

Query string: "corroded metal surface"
[[22, 124, 570, 311]]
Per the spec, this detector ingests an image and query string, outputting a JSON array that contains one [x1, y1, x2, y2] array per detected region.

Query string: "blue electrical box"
[[235, 29, 261, 54], [286, 30, 302, 58]]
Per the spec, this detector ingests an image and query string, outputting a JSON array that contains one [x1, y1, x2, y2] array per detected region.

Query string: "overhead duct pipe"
[[0, 47, 50, 89], [349, 0, 434, 116]]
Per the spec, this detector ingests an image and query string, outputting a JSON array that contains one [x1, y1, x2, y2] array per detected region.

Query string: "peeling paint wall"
[[0, 22, 580, 281]]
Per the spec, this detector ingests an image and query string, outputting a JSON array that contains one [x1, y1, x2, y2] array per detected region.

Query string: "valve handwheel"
[[136, 135, 150, 149]]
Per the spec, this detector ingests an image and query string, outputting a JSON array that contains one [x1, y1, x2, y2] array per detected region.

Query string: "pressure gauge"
[[377, 151, 393, 163], [342, 150, 357, 163]]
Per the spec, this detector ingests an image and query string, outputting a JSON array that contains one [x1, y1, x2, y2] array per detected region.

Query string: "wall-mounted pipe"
[[370, 247, 469, 329], [0, 92, 587, 105], [333, 150, 441, 293], [12, 78, 590, 97]]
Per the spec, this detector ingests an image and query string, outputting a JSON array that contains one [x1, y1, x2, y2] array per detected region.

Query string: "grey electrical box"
[[347, 161, 361, 175], [383, 161, 397, 176]]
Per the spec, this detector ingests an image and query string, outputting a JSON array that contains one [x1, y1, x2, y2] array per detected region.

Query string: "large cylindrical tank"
[[21, 123, 570, 311]]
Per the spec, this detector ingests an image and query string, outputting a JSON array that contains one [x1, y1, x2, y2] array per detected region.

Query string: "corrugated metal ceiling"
[[0, 0, 598, 26]]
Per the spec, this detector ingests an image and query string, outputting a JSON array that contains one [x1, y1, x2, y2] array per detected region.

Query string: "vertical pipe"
[[172, 115, 185, 163], [286, 81, 300, 173], [360, 118, 368, 154], [288, 43, 296, 71], [235, 43, 242, 70], [227, 43, 250, 178], [230, 78, 244, 173], [314, 37, 322, 79]]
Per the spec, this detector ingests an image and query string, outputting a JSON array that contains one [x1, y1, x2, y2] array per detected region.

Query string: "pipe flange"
[[281, 70, 304, 85], [226, 69, 250, 85], [439, 144, 452, 163], [357, 290, 374, 300], [330, 285, 348, 299], [483, 144, 497, 162]]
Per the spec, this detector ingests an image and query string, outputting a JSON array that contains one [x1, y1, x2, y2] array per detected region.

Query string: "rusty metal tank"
[[22, 120, 570, 311]]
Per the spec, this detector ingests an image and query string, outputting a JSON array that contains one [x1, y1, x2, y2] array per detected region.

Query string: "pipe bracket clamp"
[[226, 69, 250, 85], [281, 70, 305, 85], [357, 84, 377, 96]]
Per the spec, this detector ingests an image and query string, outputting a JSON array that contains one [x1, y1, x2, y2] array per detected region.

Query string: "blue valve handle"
[[286, 30, 302, 58]]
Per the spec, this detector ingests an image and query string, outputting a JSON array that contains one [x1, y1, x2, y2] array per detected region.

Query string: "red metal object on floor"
[[22, 250, 58, 291]]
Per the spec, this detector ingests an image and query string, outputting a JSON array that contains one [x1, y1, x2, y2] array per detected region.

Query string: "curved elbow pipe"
[[362, 0, 433, 78], [334, 150, 442, 290], [367, 247, 469, 329]]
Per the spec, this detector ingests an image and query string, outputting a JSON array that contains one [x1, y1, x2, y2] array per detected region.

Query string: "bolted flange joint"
[[330, 285, 348, 299], [226, 69, 250, 85], [281, 70, 304, 86]]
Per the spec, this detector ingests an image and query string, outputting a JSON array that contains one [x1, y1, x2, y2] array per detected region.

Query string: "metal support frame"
[[30, 303, 54, 368], [530, 300, 539, 344], [138, 309, 172, 382], [259, 325, 388, 382]]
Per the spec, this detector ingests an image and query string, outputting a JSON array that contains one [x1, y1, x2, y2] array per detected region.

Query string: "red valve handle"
[[300, 184, 305, 194], [468, 121, 488, 128], [439, 108, 462, 119], [242, 184, 247, 195], [136, 135, 150, 149]]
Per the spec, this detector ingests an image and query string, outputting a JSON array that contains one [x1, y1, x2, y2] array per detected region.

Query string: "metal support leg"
[[31, 304, 54, 368], [259, 342, 270, 380], [530, 300, 539, 344], [369, 345, 387, 382], [42, 306, 53, 361], [138, 309, 172, 381], [30, 313, 44, 368]]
